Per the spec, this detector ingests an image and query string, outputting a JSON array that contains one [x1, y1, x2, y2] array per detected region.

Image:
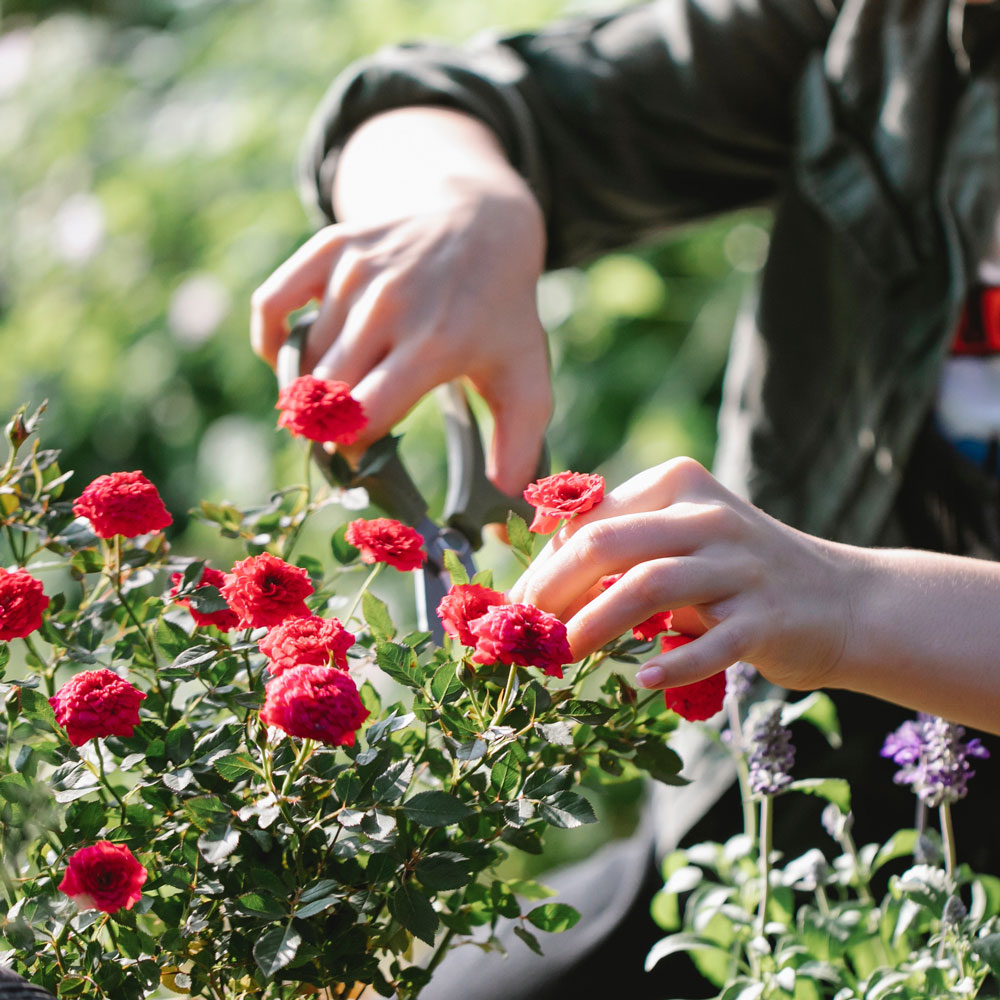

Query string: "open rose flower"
[[258, 614, 356, 676], [260, 664, 369, 746], [59, 841, 147, 914], [276, 374, 367, 445], [523, 470, 605, 533], [49, 669, 146, 746], [469, 602, 573, 678], [658, 634, 726, 721], [600, 574, 673, 640], [345, 517, 425, 572], [170, 565, 240, 631], [221, 552, 313, 629], [0, 567, 49, 641], [436, 583, 507, 646], [73, 470, 172, 538]]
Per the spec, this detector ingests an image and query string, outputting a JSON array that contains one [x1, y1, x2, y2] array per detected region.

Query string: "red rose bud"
[[523, 470, 605, 533], [276, 374, 367, 445], [0, 567, 49, 641], [220, 552, 313, 629], [258, 614, 355, 676], [260, 664, 369, 747], [170, 565, 240, 631], [49, 669, 146, 746], [59, 841, 147, 914], [469, 602, 573, 678], [599, 574, 673, 640], [436, 583, 507, 646], [657, 634, 726, 721], [72, 470, 172, 539], [344, 517, 425, 572]]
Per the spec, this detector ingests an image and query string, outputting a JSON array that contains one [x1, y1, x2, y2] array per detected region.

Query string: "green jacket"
[[299, 0, 1000, 545]]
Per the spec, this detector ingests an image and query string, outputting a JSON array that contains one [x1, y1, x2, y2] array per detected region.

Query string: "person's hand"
[[250, 108, 552, 496], [509, 457, 860, 692]]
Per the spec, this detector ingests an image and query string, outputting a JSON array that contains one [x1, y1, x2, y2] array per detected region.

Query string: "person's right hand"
[[250, 108, 553, 496]]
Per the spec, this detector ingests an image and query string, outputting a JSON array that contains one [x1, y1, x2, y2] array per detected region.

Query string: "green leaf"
[[186, 586, 229, 615], [632, 740, 687, 786], [526, 903, 581, 933], [362, 591, 395, 641], [430, 662, 463, 704], [375, 641, 419, 687], [155, 619, 190, 659], [213, 753, 258, 782], [197, 823, 240, 865], [18, 686, 57, 729], [538, 790, 597, 829], [490, 756, 522, 798], [523, 766, 573, 799], [415, 852, 474, 890], [871, 828, 919, 874], [513, 925, 544, 955], [782, 692, 842, 749], [165, 722, 194, 765], [534, 721, 573, 746], [253, 924, 302, 979], [0, 641, 9, 676], [645, 932, 734, 971], [506, 512, 534, 556], [442, 548, 469, 586], [237, 893, 286, 920], [401, 790, 474, 827], [0, 773, 31, 804], [70, 548, 105, 577], [560, 700, 613, 725], [366, 709, 415, 746], [389, 883, 439, 946], [373, 759, 414, 804], [295, 893, 341, 919], [972, 933, 1000, 979], [170, 644, 217, 673], [331, 523, 360, 565], [788, 778, 851, 814]]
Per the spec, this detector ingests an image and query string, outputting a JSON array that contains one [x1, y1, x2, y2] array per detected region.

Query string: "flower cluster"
[[72, 470, 172, 538], [523, 470, 605, 533], [747, 701, 796, 796], [276, 374, 367, 445], [881, 713, 990, 807], [49, 669, 146, 746], [0, 567, 49, 641]]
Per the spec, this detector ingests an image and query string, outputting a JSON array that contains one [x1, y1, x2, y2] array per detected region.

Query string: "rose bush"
[[0, 403, 689, 1000]]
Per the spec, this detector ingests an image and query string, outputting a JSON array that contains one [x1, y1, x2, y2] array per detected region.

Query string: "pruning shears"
[[275, 313, 548, 642]]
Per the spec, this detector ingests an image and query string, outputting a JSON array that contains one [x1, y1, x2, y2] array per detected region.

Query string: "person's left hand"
[[509, 457, 858, 692]]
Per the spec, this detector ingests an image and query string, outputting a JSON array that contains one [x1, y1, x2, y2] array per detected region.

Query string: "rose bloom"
[[260, 664, 369, 747], [0, 567, 49, 641], [170, 565, 240, 631], [49, 669, 146, 747], [59, 841, 147, 914], [658, 634, 726, 721], [523, 470, 605, 533], [599, 574, 673, 640], [344, 517, 426, 572], [469, 602, 573, 678], [436, 583, 508, 646], [72, 470, 172, 539], [220, 552, 313, 629], [258, 614, 356, 676], [276, 374, 367, 445]]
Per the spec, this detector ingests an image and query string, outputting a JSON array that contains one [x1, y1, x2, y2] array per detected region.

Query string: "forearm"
[[832, 546, 1000, 733]]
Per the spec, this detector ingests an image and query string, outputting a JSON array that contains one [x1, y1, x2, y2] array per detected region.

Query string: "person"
[[250, 0, 1000, 994]]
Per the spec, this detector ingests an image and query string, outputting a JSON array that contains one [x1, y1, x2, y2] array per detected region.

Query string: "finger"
[[563, 556, 732, 659], [250, 227, 345, 366], [633, 621, 749, 690]]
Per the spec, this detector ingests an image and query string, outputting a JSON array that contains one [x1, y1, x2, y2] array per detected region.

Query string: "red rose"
[[658, 634, 726, 721], [599, 574, 673, 640], [59, 841, 147, 914], [0, 567, 49, 641], [436, 583, 508, 646], [469, 602, 573, 678], [258, 614, 356, 676], [49, 669, 146, 746], [276, 374, 367, 445], [260, 664, 369, 747], [523, 470, 605, 533], [220, 552, 313, 629], [344, 517, 425, 572], [73, 470, 172, 539], [170, 565, 240, 631]]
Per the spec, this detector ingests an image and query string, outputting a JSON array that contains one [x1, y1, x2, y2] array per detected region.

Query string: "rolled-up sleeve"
[[298, 0, 833, 268]]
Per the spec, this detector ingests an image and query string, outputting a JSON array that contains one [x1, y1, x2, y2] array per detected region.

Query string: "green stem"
[[94, 741, 128, 823], [727, 698, 757, 845], [343, 563, 383, 625], [940, 802, 957, 880], [280, 445, 314, 561], [756, 794, 773, 944], [22, 633, 54, 696], [490, 664, 519, 728], [280, 739, 315, 797]]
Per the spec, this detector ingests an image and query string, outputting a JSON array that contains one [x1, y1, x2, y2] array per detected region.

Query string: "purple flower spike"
[[726, 661, 757, 703], [881, 714, 990, 807], [747, 701, 795, 796]]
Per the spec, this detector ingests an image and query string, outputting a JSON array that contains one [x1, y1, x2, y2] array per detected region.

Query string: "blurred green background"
[[0, 0, 770, 557]]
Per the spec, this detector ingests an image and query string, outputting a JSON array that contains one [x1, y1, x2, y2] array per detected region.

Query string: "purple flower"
[[726, 661, 756, 704], [881, 714, 990, 807], [747, 701, 795, 796]]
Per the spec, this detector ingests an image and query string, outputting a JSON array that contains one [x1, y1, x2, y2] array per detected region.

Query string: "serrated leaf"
[[362, 591, 395, 641], [971, 933, 1000, 978], [788, 778, 851, 814], [430, 662, 463, 703], [538, 790, 597, 829], [18, 686, 57, 729], [632, 740, 687, 786], [442, 548, 469, 586], [366, 709, 415, 746], [388, 884, 438, 946], [213, 754, 257, 782], [162, 767, 195, 793], [186, 586, 229, 615], [506, 511, 534, 555], [170, 644, 217, 673], [373, 759, 414, 804], [401, 790, 474, 827], [165, 723, 194, 765], [523, 766, 573, 799], [375, 641, 419, 687], [155, 619, 190, 659], [253, 924, 302, 979], [197, 823, 240, 865], [237, 893, 286, 920], [415, 852, 474, 890], [299, 879, 341, 905], [295, 893, 341, 919], [490, 756, 521, 798], [560, 699, 613, 725], [525, 903, 581, 933]]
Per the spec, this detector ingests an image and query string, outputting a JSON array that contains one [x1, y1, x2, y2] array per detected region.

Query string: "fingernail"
[[635, 664, 667, 689]]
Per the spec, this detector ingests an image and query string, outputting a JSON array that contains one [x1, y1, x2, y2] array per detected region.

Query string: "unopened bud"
[[456, 661, 475, 686], [615, 674, 637, 705], [5, 412, 28, 450]]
